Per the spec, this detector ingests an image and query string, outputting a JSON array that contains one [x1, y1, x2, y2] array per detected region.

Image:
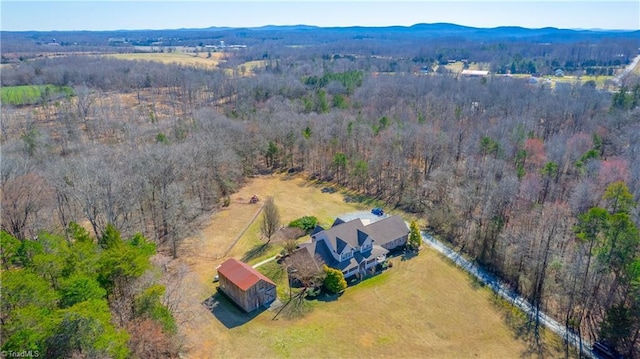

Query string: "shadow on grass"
[[490, 295, 553, 358], [467, 273, 486, 290], [308, 291, 341, 303], [400, 250, 419, 261], [241, 242, 272, 262], [273, 292, 314, 320], [202, 291, 266, 329], [343, 193, 378, 206]]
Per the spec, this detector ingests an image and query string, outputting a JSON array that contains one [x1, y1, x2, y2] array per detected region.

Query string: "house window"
[[340, 251, 352, 261]]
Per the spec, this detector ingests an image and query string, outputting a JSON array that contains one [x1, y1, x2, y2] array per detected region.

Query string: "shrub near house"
[[288, 216, 319, 234], [323, 265, 347, 293]]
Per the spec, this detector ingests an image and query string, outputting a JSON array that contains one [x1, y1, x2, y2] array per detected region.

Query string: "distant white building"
[[460, 69, 489, 77]]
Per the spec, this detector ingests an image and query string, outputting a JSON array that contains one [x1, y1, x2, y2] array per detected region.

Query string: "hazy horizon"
[[2, 1, 639, 32]]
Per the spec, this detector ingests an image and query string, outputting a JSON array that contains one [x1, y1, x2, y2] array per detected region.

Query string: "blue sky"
[[1, 1, 639, 31]]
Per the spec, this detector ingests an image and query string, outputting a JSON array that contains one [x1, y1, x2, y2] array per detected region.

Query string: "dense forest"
[[1, 25, 639, 357]]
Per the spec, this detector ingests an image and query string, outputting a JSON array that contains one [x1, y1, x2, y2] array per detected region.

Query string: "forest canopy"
[[0, 225, 177, 358]]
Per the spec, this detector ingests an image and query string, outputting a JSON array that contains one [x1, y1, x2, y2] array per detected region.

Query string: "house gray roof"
[[336, 237, 349, 254], [332, 218, 345, 226], [310, 225, 325, 236], [296, 238, 334, 266], [357, 230, 368, 245], [294, 215, 408, 275], [355, 245, 388, 263], [364, 215, 409, 246], [333, 255, 359, 272], [312, 218, 368, 255], [295, 237, 388, 273]]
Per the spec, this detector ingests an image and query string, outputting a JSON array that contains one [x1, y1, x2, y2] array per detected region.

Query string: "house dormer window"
[[340, 251, 352, 261]]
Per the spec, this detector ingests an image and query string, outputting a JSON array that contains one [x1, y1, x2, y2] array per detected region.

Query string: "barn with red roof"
[[217, 258, 277, 312]]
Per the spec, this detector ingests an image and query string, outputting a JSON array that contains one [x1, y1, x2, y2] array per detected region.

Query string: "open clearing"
[[0, 84, 73, 105], [169, 175, 564, 358], [444, 61, 489, 73], [508, 74, 613, 89], [107, 52, 223, 69], [551, 75, 614, 88], [106, 52, 264, 76]]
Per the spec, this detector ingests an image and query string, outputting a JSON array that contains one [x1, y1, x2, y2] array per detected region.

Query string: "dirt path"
[[222, 204, 263, 257], [171, 178, 280, 278]]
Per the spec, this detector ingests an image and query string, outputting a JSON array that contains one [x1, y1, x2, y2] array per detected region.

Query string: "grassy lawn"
[[192, 249, 566, 358], [444, 61, 488, 73], [506, 74, 613, 89], [225, 176, 370, 264], [551, 75, 613, 88], [171, 174, 567, 358], [1, 84, 73, 105]]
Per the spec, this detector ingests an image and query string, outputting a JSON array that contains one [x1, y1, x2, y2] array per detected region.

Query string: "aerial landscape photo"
[[1, 1, 639, 358]]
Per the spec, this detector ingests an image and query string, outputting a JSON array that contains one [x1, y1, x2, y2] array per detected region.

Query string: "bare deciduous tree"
[[284, 252, 325, 290], [1, 161, 48, 239], [260, 196, 280, 243]]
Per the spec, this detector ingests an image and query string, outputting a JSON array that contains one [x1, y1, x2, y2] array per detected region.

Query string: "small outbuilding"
[[217, 258, 277, 313]]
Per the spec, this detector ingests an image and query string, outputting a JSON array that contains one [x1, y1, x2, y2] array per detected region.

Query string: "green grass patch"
[[444, 61, 489, 73], [350, 270, 390, 290], [552, 75, 613, 88], [256, 260, 292, 300], [256, 261, 285, 283], [1, 84, 73, 105]]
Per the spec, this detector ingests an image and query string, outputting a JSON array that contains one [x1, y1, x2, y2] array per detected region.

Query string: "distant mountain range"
[[196, 22, 639, 42], [1, 22, 637, 50], [207, 22, 637, 33]]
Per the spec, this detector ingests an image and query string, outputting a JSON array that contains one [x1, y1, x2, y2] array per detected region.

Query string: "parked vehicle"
[[371, 207, 384, 216]]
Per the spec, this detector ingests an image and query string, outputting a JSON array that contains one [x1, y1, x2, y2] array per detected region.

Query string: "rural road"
[[614, 54, 640, 85], [420, 231, 598, 358]]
